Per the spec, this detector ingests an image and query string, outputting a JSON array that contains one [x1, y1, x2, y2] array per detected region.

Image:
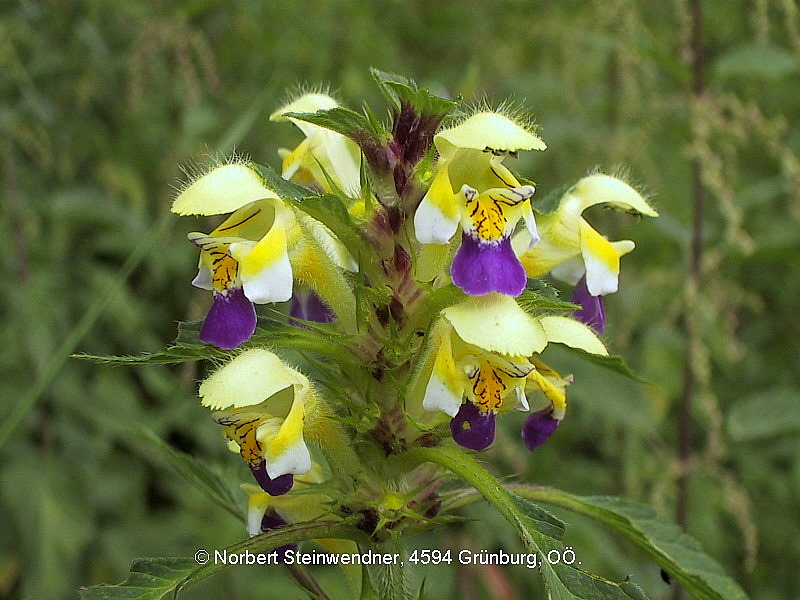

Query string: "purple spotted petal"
[[571, 277, 606, 333], [260, 510, 297, 562], [249, 461, 294, 496], [450, 403, 496, 451], [199, 287, 257, 349], [451, 233, 526, 297], [289, 288, 335, 328], [521, 409, 560, 452]]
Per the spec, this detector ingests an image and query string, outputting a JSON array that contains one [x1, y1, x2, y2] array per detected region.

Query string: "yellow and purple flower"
[[414, 111, 546, 297], [200, 348, 322, 495], [173, 162, 356, 348], [420, 293, 606, 450], [515, 174, 658, 329], [187, 197, 295, 349], [270, 93, 362, 197]]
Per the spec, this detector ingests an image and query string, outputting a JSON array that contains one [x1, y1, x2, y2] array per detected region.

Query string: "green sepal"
[[533, 181, 573, 215], [405, 284, 465, 338], [288, 192, 381, 284]]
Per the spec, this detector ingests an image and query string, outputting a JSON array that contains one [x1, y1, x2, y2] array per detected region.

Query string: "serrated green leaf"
[[79, 520, 365, 600], [403, 447, 645, 600], [510, 495, 568, 541], [510, 488, 751, 600], [72, 344, 225, 366], [727, 387, 800, 441], [285, 107, 389, 151], [400, 446, 565, 548], [80, 557, 198, 600], [136, 428, 243, 522], [176, 317, 354, 362], [75, 311, 359, 366], [517, 288, 579, 313], [535, 535, 649, 600], [370, 68, 416, 111], [555, 346, 649, 383], [370, 68, 456, 118], [250, 162, 318, 202]]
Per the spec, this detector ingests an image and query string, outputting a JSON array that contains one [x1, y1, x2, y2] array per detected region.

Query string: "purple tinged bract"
[[451, 233, 527, 297], [450, 402, 496, 451], [199, 287, 257, 349]]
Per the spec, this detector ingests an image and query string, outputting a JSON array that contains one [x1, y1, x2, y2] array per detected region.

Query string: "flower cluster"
[[170, 73, 657, 542]]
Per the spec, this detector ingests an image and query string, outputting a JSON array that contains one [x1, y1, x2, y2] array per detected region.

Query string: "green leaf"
[[533, 537, 650, 600], [177, 317, 355, 362], [285, 107, 389, 154], [403, 447, 646, 600], [399, 446, 564, 546], [370, 68, 416, 111], [727, 386, 800, 441], [509, 488, 751, 600], [250, 162, 318, 202], [620, 580, 650, 600], [136, 428, 243, 522], [80, 557, 198, 600], [510, 495, 569, 541], [75, 312, 359, 366], [555, 345, 649, 383], [370, 68, 456, 118], [80, 520, 365, 600], [517, 288, 580, 313], [72, 344, 225, 366]]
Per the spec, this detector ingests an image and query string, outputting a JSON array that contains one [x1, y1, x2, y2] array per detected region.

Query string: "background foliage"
[[1, 1, 798, 598]]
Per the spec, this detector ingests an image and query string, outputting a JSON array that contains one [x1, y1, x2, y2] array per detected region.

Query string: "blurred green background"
[[1, 1, 798, 598]]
